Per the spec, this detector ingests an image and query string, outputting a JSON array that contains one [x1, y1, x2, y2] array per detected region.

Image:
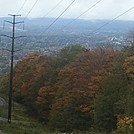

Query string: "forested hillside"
[[1, 43, 134, 133]]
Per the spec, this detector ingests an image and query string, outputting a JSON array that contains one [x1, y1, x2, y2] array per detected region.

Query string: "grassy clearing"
[[0, 99, 48, 134], [0, 105, 7, 118], [0, 122, 48, 134]]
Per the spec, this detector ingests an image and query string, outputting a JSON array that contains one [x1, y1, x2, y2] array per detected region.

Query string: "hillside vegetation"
[[0, 44, 134, 133]]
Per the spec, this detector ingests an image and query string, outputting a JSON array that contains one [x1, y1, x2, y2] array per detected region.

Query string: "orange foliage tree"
[[13, 52, 55, 113], [49, 47, 117, 131]]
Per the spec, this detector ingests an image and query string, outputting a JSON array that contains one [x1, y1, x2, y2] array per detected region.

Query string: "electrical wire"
[[43, 0, 76, 32], [64, 0, 103, 28], [17, 0, 28, 14], [23, 0, 39, 20], [43, 0, 64, 17], [90, 6, 134, 35]]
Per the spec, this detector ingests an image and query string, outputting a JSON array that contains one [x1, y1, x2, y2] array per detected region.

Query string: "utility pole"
[[1, 14, 25, 123]]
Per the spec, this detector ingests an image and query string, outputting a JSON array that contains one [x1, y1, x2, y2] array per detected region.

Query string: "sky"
[[0, 0, 134, 20]]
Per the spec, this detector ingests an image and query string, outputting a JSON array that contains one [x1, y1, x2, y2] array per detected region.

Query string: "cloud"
[[0, 0, 134, 20]]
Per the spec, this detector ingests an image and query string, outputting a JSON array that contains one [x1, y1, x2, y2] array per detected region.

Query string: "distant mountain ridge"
[[0, 17, 134, 33]]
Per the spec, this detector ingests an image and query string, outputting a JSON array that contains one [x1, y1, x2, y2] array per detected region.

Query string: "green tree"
[[94, 74, 128, 132]]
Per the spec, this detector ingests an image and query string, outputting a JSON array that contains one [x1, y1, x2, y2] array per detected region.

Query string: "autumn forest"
[[1, 42, 134, 133]]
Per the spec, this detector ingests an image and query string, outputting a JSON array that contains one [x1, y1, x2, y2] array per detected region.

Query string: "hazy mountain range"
[[0, 17, 134, 33]]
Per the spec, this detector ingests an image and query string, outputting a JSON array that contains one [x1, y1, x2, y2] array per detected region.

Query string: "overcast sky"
[[0, 0, 134, 20]]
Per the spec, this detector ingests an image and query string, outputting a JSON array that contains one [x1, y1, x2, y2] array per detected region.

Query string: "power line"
[[43, 0, 64, 17], [90, 6, 134, 35], [17, 0, 28, 14], [24, 0, 39, 20], [44, 0, 76, 32], [63, 0, 103, 28]]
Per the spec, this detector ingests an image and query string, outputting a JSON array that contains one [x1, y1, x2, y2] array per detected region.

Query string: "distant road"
[[0, 97, 6, 106], [0, 97, 6, 134], [0, 130, 3, 134]]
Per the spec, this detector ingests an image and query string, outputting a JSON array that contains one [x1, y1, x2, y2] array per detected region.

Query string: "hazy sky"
[[0, 0, 134, 20]]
